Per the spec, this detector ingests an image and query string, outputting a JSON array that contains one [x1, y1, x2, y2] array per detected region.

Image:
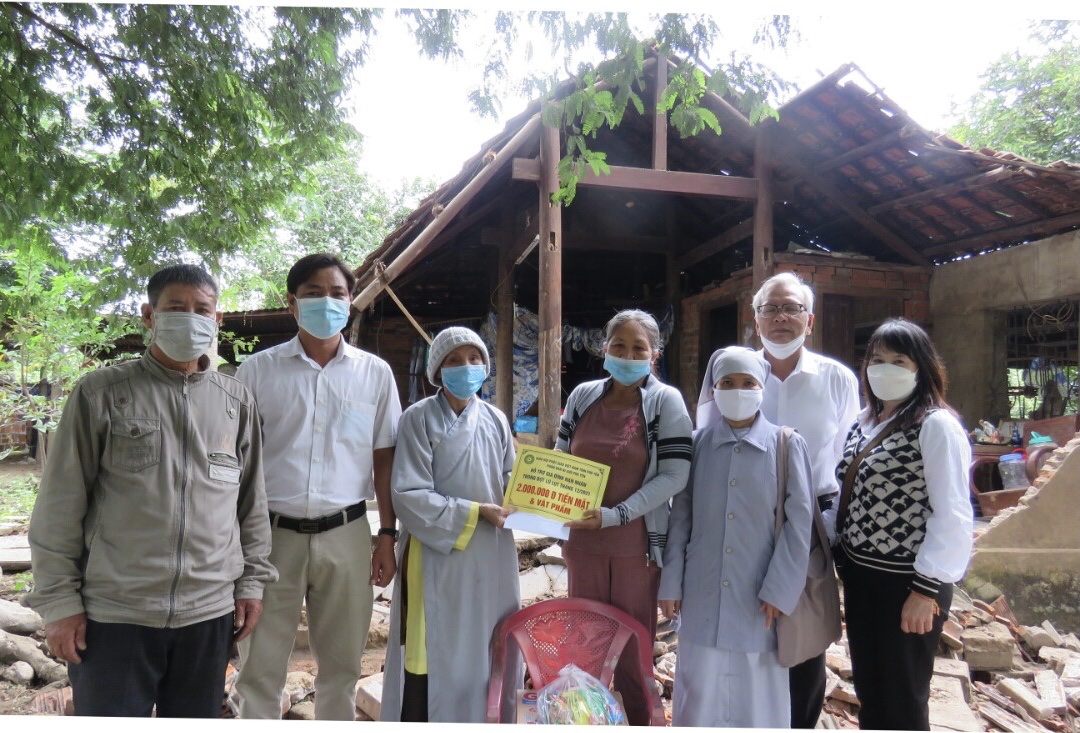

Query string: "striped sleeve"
[[656, 435, 692, 462]]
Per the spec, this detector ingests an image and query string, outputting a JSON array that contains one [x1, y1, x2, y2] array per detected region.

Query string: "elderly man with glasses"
[[751, 272, 861, 728]]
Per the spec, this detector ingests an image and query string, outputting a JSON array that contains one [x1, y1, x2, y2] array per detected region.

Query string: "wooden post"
[[752, 119, 777, 293], [653, 55, 668, 171], [665, 201, 681, 387], [495, 210, 515, 423], [538, 121, 563, 448]]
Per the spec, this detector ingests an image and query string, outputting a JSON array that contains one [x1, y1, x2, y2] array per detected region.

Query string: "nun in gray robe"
[[659, 347, 814, 728], [381, 327, 522, 723]]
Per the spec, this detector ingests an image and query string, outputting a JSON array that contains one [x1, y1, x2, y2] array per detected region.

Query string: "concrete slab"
[[1061, 655, 1080, 687], [1034, 669, 1066, 713], [961, 622, 1014, 670], [0, 534, 31, 571], [545, 563, 568, 596], [932, 657, 972, 702], [355, 672, 383, 721], [928, 675, 981, 732], [537, 543, 564, 566], [519, 565, 552, 605], [997, 677, 1054, 720], [0, 535, 29, 550]]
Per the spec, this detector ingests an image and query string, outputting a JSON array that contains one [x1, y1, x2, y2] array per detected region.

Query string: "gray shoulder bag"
[[772, 426, 843, 668]]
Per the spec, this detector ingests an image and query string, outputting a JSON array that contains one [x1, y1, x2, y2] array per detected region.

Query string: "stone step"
[[0, 534, 31, 572]]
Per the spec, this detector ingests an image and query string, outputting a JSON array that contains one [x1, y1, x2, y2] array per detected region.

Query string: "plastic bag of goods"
[[534, 663, 627, 725]]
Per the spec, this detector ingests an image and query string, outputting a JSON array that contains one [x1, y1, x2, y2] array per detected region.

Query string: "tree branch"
[[10, 3, 143, 71]]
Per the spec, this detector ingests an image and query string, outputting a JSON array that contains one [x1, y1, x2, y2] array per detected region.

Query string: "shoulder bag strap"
[[774, 426, 832, 552], [834, 421, 902, 539], [774, 426, 792, 540]]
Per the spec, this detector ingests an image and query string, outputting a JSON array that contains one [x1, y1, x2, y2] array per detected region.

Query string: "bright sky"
[[345, 3, 1079, 192]]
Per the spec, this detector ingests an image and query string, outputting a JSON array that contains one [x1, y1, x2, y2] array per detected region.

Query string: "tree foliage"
[[950, 21, 1080, 163], [1, 3, 377, 288], [0, 246, 140, 463], [2, 6, 793, 298], [459, 12, 793, 204], [217, 141, 434, 311]]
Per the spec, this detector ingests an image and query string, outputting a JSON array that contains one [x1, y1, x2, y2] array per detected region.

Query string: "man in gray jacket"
[[27, 264, 277, 717]]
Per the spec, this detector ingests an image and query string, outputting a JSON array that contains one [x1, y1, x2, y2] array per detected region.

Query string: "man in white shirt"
[[233, 253, 402, 720], [752, 272, 861, 729]]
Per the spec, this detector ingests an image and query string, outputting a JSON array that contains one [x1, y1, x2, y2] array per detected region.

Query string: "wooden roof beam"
[[652, 54, 668, 171], [975, 180, 1055, 220], [695, 201, 755, 236], [923, 210, 1080, 258], [675, 217, 755, 270], [921, 142, 1080, 178], [824, 143, 964, 245], [351, 113, 543, 312], [813, 127, 913, 174], [482, 227, 670, 254], [776, 150, 931, 266], [866, 166, 1031, 216], [512, 157, 758, 199], [777, 63, 857, 113], [889, 206, 963, 245]]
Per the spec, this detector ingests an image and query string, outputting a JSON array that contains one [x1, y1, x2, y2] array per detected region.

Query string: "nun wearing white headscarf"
[[658, 346, 815, 728]]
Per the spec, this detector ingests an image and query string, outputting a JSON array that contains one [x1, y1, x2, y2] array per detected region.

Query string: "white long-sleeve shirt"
[[759, 348, 861, 500], [759, 348, 860, 544]]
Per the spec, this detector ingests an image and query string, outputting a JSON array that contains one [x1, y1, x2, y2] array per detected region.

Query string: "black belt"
[[269, 501, 367, 534]]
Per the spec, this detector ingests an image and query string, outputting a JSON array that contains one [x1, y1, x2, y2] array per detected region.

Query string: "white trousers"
[[672, 640, 790, 728], [234, 518, 373, 720]]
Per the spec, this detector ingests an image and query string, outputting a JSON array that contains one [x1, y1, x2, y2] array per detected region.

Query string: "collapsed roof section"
[[352, 54, 1080, 321]]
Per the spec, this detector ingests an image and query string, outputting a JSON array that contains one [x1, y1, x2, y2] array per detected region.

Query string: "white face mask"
[[713, 388, 763, 422], [760, 332, 806, 360], [867, 363, 918, 402], [152, 311, 218, 363]]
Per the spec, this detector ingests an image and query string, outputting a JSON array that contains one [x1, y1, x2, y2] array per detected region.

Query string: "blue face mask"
[[296, 296, 350, 340], [441, 364, 488, 400], [603, 353, 652, 386]]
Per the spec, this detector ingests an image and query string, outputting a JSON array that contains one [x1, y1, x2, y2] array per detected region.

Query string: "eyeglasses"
[[756, 303, 807, 317]]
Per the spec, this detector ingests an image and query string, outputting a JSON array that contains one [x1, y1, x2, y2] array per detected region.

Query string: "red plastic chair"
[[485, 597, 666, 725]]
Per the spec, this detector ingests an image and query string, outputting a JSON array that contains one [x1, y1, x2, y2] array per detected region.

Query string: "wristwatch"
[[378, 527, 399, 541]]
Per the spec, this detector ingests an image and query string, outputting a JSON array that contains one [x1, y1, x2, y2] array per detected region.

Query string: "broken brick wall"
[[967, 435, 1080, 630], [0, 415, 31, 455]]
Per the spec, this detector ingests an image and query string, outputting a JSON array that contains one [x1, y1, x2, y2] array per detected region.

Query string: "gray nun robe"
[[381, 391, 522, 723], [659, 413, 814, 726]]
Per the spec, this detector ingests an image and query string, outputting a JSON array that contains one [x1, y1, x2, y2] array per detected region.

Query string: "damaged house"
[[338, 56, 1080, 437], [220, 53, 1080, 628]]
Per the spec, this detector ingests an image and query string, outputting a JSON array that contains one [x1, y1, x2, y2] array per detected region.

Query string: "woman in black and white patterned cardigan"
[[833, 318, 973, 731]]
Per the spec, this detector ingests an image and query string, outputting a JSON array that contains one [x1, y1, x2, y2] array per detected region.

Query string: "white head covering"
[[695, 346, 771, 431], [426, 326, 490, 386]]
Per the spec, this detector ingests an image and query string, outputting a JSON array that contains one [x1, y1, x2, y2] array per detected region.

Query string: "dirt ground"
[[0, 456, 42, 499], [0, 456, 41, 478]]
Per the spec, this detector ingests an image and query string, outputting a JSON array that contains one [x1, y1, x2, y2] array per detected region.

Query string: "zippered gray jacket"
[[554, 375, 693, 566], [27, 351, 276, 627]]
